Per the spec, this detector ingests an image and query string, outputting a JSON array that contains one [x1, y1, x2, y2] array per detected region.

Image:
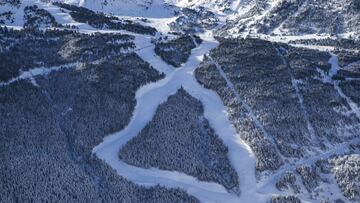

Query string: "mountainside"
[[223, 0, 360, 36], [1, 0, 360, 203], [49, 0, 360, 36]]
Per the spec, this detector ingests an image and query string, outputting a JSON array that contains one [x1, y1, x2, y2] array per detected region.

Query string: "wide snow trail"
[[93, 31, 267, 202]]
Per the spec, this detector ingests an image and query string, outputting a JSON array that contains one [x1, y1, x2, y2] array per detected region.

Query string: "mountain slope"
[[1, 0, 360, 203], [221, 0, 360, 36]]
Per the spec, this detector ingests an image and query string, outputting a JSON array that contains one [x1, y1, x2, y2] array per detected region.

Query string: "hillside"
[[1, 0, 360, 203]]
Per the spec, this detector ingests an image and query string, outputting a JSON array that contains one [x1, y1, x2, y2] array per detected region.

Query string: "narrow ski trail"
[[93, 31, 267, 203], [207, 56, 282, 155], [275, 46, 318, 144]]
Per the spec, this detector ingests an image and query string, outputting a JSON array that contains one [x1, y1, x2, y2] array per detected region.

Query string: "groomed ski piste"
[[93, 30, 270, 203]]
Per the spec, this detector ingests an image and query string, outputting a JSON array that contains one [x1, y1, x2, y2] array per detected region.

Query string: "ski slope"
[[93, 30, 271, 203], [3, 1, 359, 202], [2, 2, 267, 199]]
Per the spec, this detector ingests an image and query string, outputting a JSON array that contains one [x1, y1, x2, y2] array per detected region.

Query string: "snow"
[[37, 1, 82, 26], [0, 0, 69, 27], [328, 54, 341, 78], [144, 16, 178, 34], [289, 44, 335, 52]]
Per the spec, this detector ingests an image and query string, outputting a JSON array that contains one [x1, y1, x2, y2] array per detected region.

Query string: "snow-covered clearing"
[[37, 0, 93, 29]]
